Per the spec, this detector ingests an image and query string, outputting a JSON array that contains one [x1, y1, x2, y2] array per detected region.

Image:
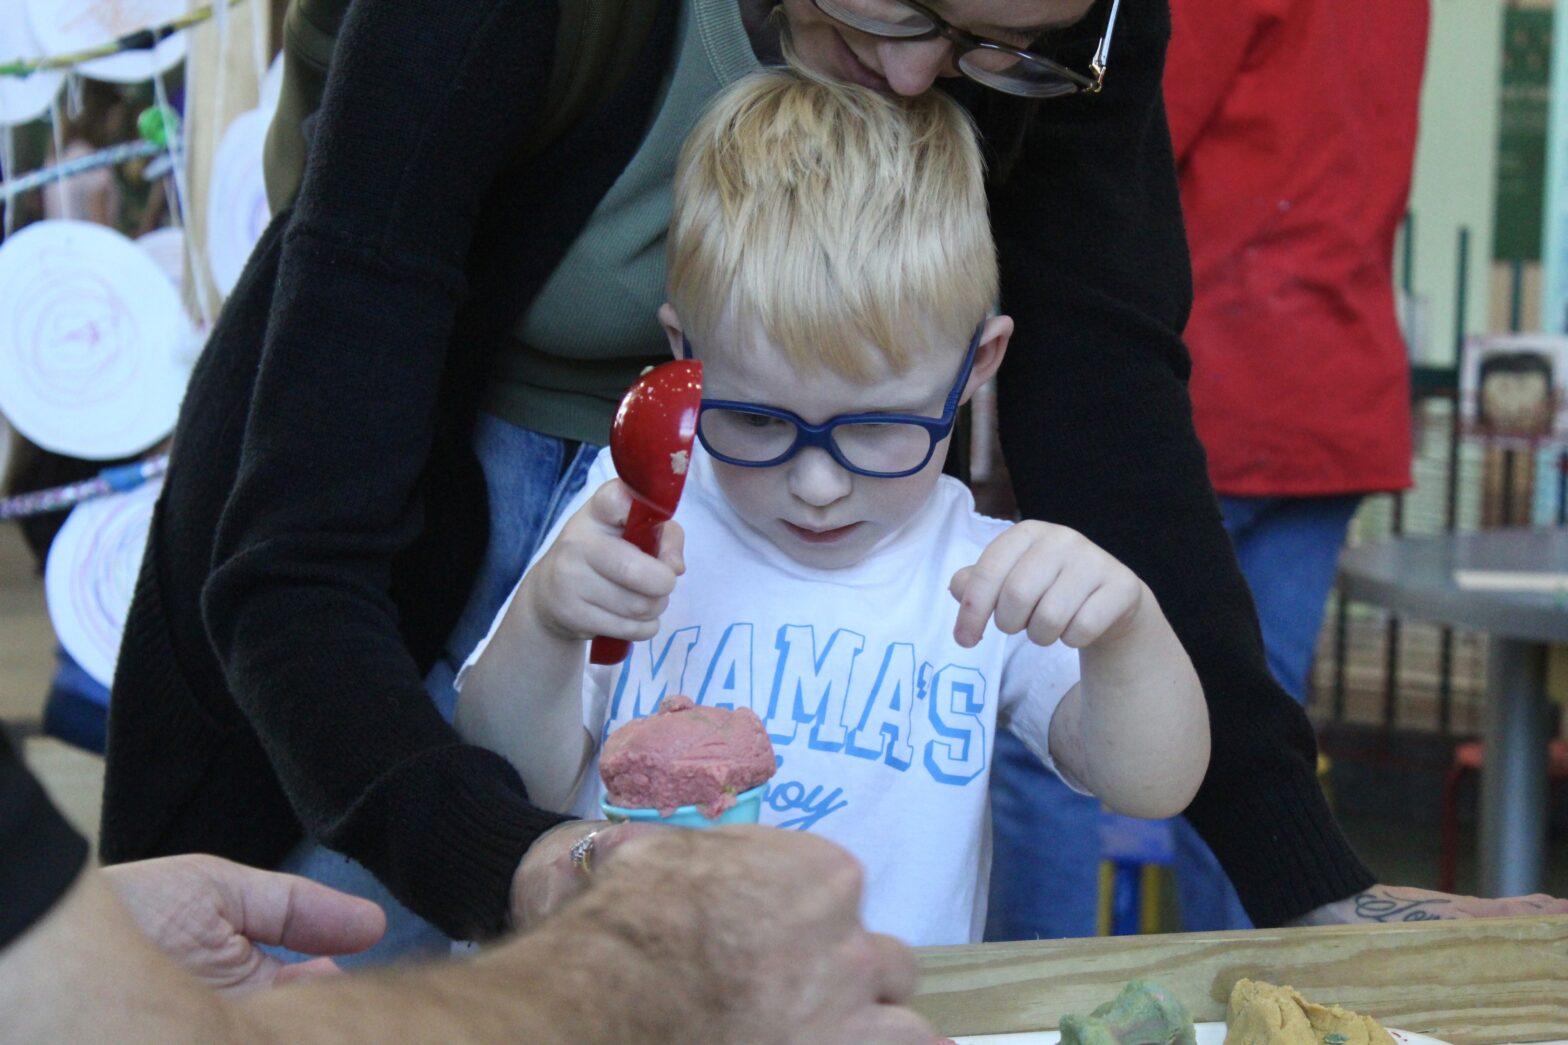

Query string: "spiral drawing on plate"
[[0, 3, 63, 125], [15, 262, 141, 407], [26, 0, 189, 84], [45, 476, 162, 688], [206, 107, 271, 296], [0, 220, 187, 459]]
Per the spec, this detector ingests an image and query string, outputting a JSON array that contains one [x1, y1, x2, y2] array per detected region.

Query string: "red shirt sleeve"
[[1163, 0, 1287, 163]]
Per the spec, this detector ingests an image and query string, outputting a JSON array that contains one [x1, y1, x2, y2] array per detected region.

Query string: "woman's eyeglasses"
[[811, 0, 1121, 98]]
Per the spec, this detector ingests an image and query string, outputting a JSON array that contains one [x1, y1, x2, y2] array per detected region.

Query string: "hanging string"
[[0, 0, 248, 79], [65, 71, 84, 123], [248, 0, 269, 98], [1, 126, 16, 238], [46, 97, 70, 222], [151, 69, 213, 330], [211, 0, 231, 154], [0, 453, 170, 521]]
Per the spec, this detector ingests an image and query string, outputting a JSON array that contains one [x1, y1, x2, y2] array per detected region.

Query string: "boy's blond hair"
[[667, 67, 996, 381]]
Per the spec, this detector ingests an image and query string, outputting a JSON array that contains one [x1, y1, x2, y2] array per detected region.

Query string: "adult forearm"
[[1, 870, 684, 1045], [206, 565, 570, 940], [988, 0, 1375, 926], [238, 928, 677, 1045], [201, 234, 569, 939], [999, 337, 1374, 923]]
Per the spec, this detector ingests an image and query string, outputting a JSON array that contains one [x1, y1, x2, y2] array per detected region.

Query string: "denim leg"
[[272, 417, 601, 967], [1170, 817, 1251, 931], [1172, 493, 1362, 931], [1220, 494, 1364, 703], [983, 730, 1102, 941], [273, 845, 454, 968], [425, 417, 601, 723]]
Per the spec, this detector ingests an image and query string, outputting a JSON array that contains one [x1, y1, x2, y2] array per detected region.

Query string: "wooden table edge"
[[913, 916, 1568, 1044]]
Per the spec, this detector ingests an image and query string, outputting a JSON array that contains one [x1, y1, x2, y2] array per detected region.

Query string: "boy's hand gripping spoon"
[[589, 360, 704, 665]]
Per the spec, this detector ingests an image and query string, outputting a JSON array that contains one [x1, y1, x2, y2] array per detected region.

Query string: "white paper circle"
[[136, 226, 185, 290], [45, 476, 161, 689], [0, 219, 188, 459], [27, 0, 189, 85], [206, 107, 271, 296], [0, 2, 63, 125]]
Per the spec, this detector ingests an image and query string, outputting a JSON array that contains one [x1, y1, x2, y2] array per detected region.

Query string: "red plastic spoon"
[[590, 359, 704, 665]]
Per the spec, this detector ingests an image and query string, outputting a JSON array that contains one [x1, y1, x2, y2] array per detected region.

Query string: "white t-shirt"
[[463, 447, 1080, 946]]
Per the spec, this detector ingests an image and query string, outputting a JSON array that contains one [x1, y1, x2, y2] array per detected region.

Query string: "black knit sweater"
[[101, 0, 1374, 939], [1, 729, 88, 949]]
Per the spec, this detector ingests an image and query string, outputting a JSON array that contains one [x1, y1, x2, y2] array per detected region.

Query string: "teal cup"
[[600, 783, 767, 828]]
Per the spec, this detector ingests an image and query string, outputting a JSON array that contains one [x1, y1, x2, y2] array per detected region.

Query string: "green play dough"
[[1058, 979, 1198, 1045]]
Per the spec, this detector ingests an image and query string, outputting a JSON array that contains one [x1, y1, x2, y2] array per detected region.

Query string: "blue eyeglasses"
[[682, 324, 982, 479]]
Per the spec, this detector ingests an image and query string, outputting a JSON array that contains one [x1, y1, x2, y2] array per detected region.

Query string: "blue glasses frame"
[[682, 324, 983, 479]]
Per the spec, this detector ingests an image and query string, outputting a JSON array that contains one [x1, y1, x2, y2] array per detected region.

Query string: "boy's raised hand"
[[521, 479, 685, 644], [949, 521, 1150, 649]]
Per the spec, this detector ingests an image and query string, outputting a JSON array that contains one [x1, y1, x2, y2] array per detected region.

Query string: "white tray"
[[953, 1024, 1453, 1045]]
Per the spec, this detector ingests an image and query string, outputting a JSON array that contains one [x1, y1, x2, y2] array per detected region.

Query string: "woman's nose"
[[787, 447, 854, 507], [876, 37, 956, 96]]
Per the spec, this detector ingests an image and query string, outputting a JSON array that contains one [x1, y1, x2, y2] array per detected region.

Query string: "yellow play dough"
[[1224, 979, 1395, 1045]]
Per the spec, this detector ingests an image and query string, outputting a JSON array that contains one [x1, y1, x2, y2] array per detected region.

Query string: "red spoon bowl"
[[589, 359, 703, 665]]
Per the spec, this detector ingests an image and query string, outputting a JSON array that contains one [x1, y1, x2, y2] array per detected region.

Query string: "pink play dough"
[[600, 695, 777, 817]]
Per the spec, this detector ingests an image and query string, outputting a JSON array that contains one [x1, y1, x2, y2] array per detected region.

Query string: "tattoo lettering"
[[1351, 891, 1449, 923]]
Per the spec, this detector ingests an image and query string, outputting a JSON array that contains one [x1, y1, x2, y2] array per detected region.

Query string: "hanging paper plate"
[[136, 225, 186, 291], [206, 107, 271, 297], [45, 476, 162, 689], [26, 0, 189, 85], [0, 2, 63, 125], [0, 219, 189, 459]]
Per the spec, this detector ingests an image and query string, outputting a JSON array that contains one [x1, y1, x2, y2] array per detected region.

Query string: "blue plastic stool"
[[1097, 812, 1175, 936]]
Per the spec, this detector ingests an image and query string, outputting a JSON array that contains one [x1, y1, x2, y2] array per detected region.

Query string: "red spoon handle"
[[589, 500, 667, 665]]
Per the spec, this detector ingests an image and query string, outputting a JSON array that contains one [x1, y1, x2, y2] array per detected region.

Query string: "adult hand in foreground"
[[13, 828, 925, 1043], [1290, 883, 1568, 926], [102, 853, 386, 996], [524, 824, 932, 1044]]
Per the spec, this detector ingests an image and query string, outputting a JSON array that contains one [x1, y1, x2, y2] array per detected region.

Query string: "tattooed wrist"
[[1349, 889, 1448, 922]]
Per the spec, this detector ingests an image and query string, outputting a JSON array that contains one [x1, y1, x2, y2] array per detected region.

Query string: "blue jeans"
[[274, 416, 599, 966], [984, 731, 1101, 941], [985, 494, 1361, 939]]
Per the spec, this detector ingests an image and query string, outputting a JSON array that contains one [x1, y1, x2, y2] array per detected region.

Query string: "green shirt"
[[487, 0, 760, 444]]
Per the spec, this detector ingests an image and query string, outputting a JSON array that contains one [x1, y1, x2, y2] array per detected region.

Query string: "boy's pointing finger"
[[951, 527, 1037, 648]]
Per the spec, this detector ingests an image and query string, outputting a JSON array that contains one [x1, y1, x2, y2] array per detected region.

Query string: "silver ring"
[[568, 830, 600, 876]]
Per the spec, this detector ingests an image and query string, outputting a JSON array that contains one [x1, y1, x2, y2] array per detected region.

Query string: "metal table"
[[1337, 527, 1568, 897]]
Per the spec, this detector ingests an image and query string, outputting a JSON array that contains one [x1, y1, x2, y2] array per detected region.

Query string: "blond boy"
[[456, 69, 1208, 946]]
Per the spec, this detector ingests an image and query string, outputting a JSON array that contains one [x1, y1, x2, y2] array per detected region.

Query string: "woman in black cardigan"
[[102, 0, 1558, 955]]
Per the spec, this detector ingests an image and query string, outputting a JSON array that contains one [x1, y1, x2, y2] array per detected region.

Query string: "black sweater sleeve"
[[1, 730, 88, 950], [199, 0, 570, 940], [984, 0, 1375, 926]]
